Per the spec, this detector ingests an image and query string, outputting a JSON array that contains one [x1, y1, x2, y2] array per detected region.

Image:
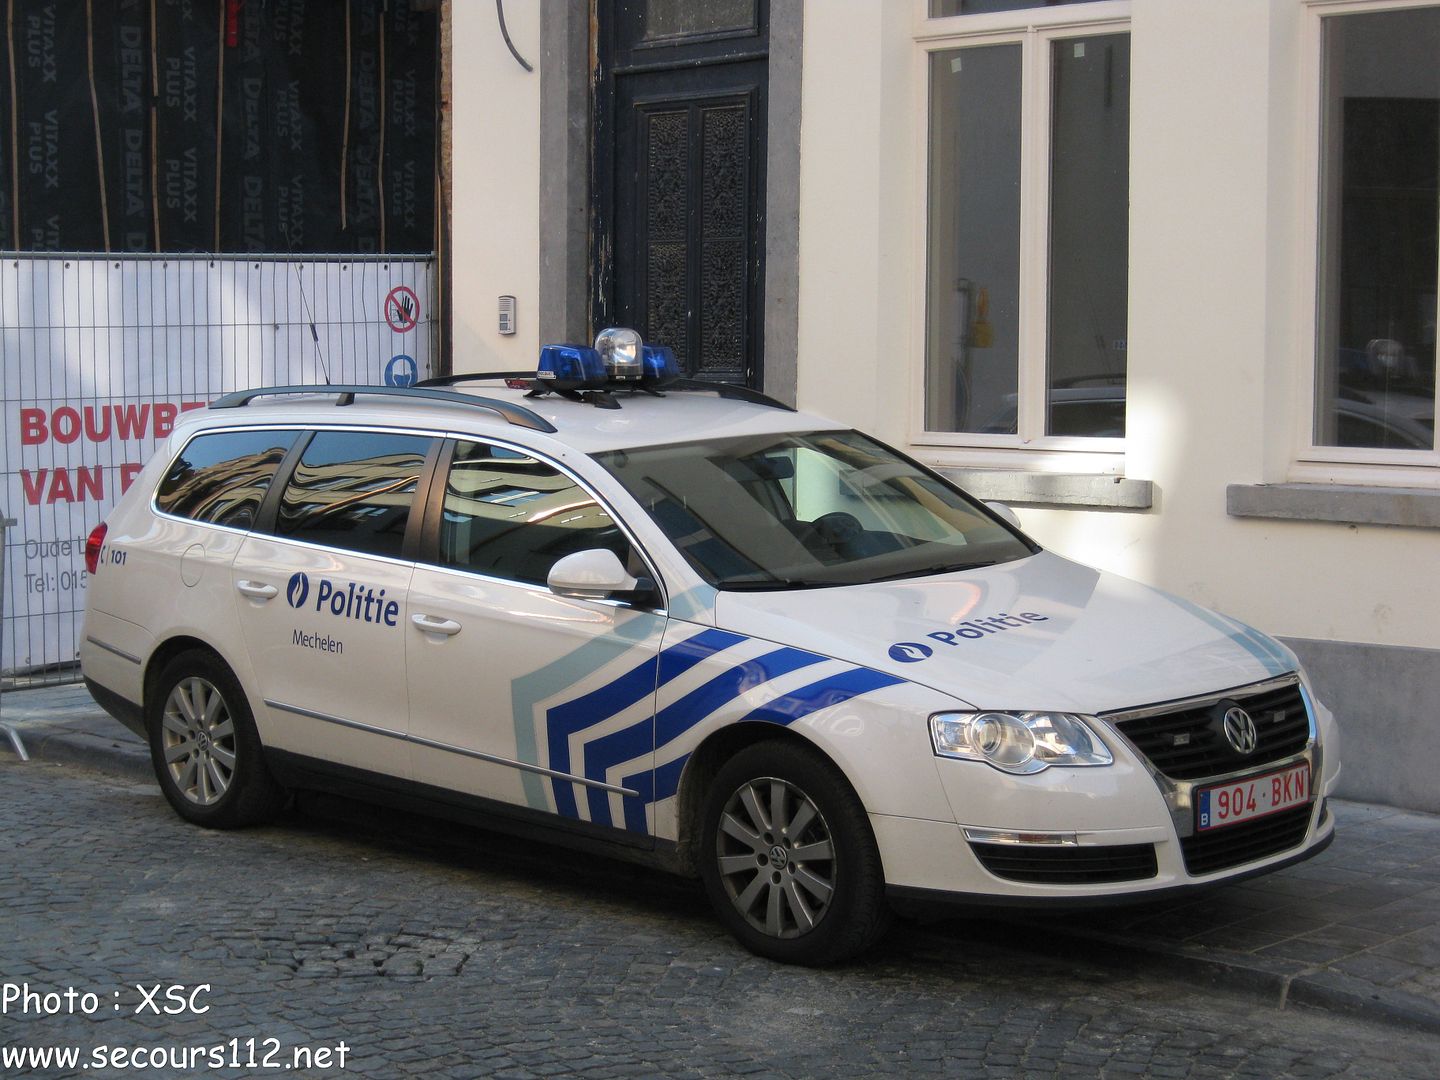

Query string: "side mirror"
[[548, 548, 642, 601], [985, 500, 1022, 529]]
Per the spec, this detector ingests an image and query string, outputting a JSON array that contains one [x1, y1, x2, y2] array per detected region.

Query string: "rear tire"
[[699, 740, 891, 965], [146, 650, 285, 828]]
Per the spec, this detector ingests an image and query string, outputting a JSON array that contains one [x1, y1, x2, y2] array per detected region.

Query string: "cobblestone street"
[[2, 757, 1438, 1078]]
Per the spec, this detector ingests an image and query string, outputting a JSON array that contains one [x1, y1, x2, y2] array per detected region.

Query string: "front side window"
[[156, 429, 299, 528], [1313, 6, 1438, 457], [437, 441, 640, 587], [924, 29, 1130, 442], [594, 431, 1034, 589], [276, 430, 434, 558]]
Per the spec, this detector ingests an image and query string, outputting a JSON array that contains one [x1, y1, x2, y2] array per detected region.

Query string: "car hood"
[[711, 551, 1295, 714]]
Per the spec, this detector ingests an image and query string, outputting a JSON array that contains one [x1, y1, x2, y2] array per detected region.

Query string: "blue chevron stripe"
[[584, 646, 830, 829], [737, 666, 906, 728], [545, 627, 745, 818], [622, 666, 909, 807]]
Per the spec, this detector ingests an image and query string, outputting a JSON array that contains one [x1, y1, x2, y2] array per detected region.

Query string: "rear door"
[[231, 428, 439, 778], [405, 438, 667, 840]]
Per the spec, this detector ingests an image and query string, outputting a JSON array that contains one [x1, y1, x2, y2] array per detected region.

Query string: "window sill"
[[936, 468, 1153, 510], [1226, 483, 1440, 529]]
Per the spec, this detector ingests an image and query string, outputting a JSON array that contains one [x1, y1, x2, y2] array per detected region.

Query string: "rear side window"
[[276, 430, 434, 559], [156, 429, 300, 528], [437, 440, 639, 585]]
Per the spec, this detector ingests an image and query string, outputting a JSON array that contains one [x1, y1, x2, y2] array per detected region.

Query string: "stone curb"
[[5, 717, 1439, 1036], [1006, 922, 1440, 1036], [3, 720, 153, 785]]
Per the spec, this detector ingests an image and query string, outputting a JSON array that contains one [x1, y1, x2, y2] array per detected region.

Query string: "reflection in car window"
[[276, 430, 433, 558], [437, 441, 637, 586], [594, 430, 1034, 590], [156, 429, 300, 528]]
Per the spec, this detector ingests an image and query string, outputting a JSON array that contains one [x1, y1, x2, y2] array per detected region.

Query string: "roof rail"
[[417, 371, 534, 387], [666, 379, 796, 412], [208, 384, 558, 433]]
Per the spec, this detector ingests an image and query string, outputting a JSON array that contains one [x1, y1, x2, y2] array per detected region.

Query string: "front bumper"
[[874, 673, 1341, 902]]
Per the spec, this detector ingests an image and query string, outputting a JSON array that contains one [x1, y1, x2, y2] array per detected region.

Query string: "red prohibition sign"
[[384, 285, 420, 333]]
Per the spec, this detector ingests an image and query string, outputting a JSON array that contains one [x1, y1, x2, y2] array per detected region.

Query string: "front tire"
[[147, 650, 285, 828], [699, 740, 890, 965]]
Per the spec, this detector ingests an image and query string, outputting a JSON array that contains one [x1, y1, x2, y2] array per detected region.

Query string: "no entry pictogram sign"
[[384, 285, 420, 333]]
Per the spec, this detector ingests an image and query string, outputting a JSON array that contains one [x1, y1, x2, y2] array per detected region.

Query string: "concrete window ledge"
[[936, 469, 1153, 510], [1227, 483, 1440, 528]]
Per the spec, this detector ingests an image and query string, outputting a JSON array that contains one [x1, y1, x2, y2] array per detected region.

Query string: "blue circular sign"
[[888, 642, 933, 664], [385, 354, 418, 387]]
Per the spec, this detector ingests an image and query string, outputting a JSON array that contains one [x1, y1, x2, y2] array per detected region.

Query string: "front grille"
[[1113, 681, 1310, 780], [971, 842, 1158, 884], [1180, 804, 1313, 876]]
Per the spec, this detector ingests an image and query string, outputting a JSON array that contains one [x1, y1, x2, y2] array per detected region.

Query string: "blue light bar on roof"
[[537, 344, 608, 392], [642, 345, 680, 387]]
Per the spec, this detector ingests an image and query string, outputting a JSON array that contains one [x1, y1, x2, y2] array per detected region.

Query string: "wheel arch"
[[673, 721, 862, 877], [143, 636, 243, 723]]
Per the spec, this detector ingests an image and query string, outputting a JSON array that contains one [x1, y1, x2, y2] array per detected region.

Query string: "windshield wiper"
[[870, 561, 997, 583]]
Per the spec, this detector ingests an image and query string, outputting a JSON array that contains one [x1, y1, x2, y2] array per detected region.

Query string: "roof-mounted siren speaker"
[[594, 327, 644, 383], [641, 344, 680, 388], [536, 344, 608, 392]]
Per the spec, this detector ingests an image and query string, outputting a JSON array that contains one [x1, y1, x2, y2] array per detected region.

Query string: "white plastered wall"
[[794, 0, 915, 449], [449, 1, 543, 371], [795, 0, 1439, 652]]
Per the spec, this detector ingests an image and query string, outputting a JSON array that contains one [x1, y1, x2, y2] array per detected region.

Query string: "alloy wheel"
[[160, 677, 237, 806], [714, 776, 836, 939]]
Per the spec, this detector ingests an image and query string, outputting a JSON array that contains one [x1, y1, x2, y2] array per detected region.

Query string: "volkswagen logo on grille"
[[1223, 706, 1259, 755]]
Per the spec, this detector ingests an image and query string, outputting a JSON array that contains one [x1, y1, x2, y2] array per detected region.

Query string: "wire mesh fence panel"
[[1, 252, 436, 686]]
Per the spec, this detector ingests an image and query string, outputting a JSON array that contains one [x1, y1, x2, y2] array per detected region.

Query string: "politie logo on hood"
[[286, 572, 310, 609], [888, 642, 934, 664], [888, 612, 1051, 663]]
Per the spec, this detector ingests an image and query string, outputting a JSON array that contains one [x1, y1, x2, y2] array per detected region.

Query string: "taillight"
[[85, 523, 107, 575]]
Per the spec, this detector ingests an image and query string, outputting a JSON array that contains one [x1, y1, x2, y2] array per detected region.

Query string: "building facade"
[[448, 0, 1439, 812]]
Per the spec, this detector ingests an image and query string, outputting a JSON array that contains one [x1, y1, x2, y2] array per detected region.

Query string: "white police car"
[[80, 330, 1339, 965]]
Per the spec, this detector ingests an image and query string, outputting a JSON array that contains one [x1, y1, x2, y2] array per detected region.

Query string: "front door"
[[593, 0, 769, 388], [405, 438, 667, 840]]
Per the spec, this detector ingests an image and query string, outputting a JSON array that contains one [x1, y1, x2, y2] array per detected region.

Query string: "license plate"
[[1195, 763, 1311, 832]]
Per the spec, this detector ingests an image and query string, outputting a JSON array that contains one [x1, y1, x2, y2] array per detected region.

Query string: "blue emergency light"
[[642, 345, 680, 387], [536, 344, 608, 392]]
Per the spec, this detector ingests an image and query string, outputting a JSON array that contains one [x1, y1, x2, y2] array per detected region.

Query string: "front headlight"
[[929, 711, 1113, 775]]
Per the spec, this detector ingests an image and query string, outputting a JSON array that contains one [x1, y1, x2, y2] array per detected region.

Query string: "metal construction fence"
[[1, 252, 438, 687]]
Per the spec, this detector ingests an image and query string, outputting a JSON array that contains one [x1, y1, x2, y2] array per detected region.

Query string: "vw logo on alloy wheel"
[[1222, 706, 1259, 755]]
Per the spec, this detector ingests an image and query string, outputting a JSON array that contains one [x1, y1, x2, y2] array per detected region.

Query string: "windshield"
[[592, 430, 1036, 590]]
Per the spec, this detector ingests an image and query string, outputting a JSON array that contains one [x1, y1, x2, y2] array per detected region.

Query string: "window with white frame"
[[1310, 4, 1438, 463], [922, 18, 1130, 446]]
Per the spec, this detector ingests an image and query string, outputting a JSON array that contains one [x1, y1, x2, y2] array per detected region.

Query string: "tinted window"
[[437, 441, 637, 586], [156, 429, 300, 528], [276, 430, 433, 558]]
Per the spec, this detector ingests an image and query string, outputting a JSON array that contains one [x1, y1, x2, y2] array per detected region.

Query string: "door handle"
[[411, 614, 462, 636], [236, 580, 278, 600]]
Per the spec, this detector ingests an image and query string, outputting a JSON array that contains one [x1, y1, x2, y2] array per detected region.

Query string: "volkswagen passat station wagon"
[[80, 330, 1339, 965]]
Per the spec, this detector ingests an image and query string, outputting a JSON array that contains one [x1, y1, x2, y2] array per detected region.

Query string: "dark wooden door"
[[593, 0, 769, 387]]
